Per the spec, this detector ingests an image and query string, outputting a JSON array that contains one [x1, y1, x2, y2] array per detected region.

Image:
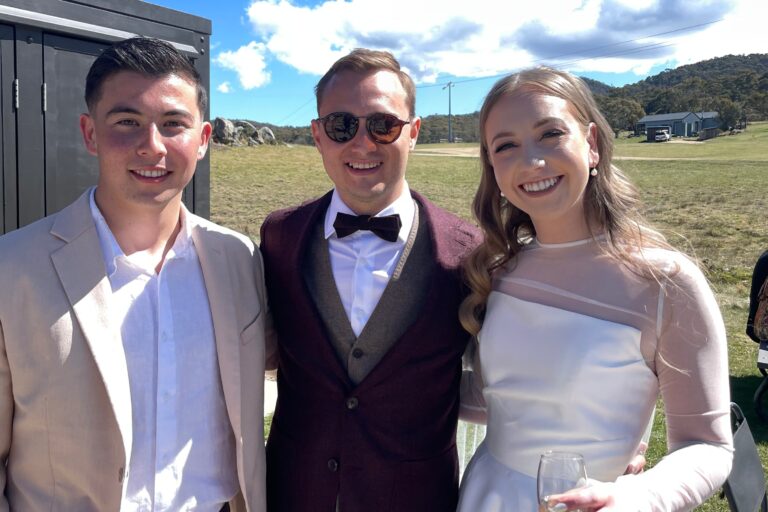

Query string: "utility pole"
[[443, 81, 454, 143]]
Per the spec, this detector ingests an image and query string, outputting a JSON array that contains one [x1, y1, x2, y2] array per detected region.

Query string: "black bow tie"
[[333, 212, 402, 242]]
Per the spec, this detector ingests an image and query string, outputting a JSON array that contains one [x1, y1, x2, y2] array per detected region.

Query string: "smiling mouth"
[[346, 161, 381, 171], [521, 176, 561, 193], [132, 168, 170, 179]]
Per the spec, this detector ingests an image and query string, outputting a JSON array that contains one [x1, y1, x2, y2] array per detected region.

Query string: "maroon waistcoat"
[[260, 191, 479, 512]]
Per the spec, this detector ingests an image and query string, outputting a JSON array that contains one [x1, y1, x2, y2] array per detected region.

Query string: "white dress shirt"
[[324, 184, 415, 336], [89, 189, 237, 512]]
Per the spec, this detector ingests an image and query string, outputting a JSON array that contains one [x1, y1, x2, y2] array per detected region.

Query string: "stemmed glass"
[[537, 451, 588, 512]]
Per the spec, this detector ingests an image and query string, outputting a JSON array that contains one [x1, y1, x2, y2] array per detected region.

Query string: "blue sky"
[[147, 0, 765, 127]]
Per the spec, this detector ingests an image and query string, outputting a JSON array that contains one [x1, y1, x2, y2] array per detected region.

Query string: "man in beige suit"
[[0, 38, 272, 511]]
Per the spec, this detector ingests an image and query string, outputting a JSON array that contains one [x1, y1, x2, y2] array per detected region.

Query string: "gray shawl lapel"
[[303, 203, 433, 385]]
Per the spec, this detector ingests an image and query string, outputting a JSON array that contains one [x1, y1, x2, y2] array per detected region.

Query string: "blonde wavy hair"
[[459, 67, 671, 336]]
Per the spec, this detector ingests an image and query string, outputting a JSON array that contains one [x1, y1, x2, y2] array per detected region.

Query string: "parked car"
[[655, 130, 671, 142]]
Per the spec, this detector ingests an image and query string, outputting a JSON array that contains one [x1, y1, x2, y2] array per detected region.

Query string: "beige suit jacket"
[[0, 191, 272, 512]]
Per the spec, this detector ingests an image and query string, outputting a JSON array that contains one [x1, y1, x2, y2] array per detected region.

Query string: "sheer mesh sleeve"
[[614, 252, 733, 510]]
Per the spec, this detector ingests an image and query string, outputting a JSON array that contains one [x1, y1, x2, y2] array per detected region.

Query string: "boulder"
[[212, 118, 279, 146], [234, 120, 258, 139], [258, 126, 276, 145], [213, 117, 235, 144]]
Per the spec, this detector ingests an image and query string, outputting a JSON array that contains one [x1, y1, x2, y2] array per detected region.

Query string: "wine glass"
[[537, 451, 588, 512]]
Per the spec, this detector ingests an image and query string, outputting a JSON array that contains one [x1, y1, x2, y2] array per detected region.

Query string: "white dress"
[[458, 238, 733, 512]]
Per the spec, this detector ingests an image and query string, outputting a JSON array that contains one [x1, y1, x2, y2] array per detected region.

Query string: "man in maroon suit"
[[260, 49, 479, 512]]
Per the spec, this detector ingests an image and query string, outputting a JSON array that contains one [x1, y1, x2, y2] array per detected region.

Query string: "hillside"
[[625, 53, 768, 92], [240, 53, 768, 144], [614, 53, 768, 127]]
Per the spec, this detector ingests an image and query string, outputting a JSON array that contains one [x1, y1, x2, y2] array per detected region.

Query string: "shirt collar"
[[89, 187, 194, 277], [324, 182, 415, 243]]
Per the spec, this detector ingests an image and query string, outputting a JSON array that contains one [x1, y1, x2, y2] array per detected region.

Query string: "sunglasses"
[[316, 112, 411, 144]]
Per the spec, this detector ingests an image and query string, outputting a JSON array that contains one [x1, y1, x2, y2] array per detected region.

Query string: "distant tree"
[[580, 76, 615, 96], [419, 112, 480, 143], [597, 96, 645, 134], [746, 92, 768, 120], [678, 76, 707, 106], [645, 87, 688, 114], [709, 97, 742, 129]]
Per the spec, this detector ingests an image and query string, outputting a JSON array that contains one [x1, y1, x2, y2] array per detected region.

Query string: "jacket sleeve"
[[258, 216, 279, 372], [747, 250, 768, 342], [0, 319, 12, 511]]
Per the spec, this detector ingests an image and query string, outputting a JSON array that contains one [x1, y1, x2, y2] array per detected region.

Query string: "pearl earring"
[[589, 168, 597, 177]]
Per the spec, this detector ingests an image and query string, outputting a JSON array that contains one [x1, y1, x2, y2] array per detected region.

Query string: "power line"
[[553, 41, 678, 72], [278, 97, 315, 125], [278, 18, 724, 123], [533, 18, 722, 63], [416, 18, 724, 90]]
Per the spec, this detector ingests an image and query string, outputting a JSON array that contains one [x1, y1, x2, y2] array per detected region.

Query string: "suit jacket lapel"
[[49, 192, 133, 466], [192, 222, 242, 433], [296, 193, 353, 384]]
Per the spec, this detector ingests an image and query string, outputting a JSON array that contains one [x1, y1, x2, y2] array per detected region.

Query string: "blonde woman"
[[457, 67, 733, 511]]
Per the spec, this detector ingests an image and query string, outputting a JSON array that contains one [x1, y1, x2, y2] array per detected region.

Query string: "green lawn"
[[211, 122, 768, 510]]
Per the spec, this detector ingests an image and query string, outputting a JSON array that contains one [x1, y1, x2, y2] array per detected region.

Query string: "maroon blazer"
[[260, 190, 480, 512]]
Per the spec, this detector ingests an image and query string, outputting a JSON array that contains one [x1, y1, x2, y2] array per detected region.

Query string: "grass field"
[[211, 122, 768, 510]]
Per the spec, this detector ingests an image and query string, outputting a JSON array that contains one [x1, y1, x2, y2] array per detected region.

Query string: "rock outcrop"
[[212, 117, 278, 146]]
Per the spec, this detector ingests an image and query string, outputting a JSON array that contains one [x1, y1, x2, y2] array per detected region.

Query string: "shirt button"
[[352, 348, 364, 359], [346, 397, 359, 410], [327, 458, 339, 472]]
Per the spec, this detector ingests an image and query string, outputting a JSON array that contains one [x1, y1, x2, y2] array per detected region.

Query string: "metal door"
[[0, 23, 15, 232], [43, 33, 106, 216]]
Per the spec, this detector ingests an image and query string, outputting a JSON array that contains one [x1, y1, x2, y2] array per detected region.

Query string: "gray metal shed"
[[0, 0, 212, 234], [635, 111, 720, 140]]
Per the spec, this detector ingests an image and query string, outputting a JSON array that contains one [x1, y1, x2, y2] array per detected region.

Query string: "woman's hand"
[[624, 442, 648, 475], [545, 481, 618, 511], [546, 478, 646, 512]]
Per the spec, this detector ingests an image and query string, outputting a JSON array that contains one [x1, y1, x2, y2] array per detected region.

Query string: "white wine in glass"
[[537, 451, 588, 512]]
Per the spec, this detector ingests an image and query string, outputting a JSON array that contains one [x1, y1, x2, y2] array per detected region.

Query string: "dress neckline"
[[533, 235, 604, 250]]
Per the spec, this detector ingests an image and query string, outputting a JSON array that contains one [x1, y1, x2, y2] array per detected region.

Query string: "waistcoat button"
[[346, 397, 359, 410], [327, 458, 339, 472], [352, 348, 364, 359]]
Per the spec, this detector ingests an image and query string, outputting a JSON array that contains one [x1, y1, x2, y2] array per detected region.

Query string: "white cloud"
[[670, 0, 767, 67], [239, 0, 759, 83], [217, 82, 232, 93], [215, 41, 271, 89]]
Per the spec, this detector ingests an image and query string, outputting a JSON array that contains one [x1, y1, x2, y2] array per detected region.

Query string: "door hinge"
[[42, 82, 47, 112], [13, 79, 19, 110]]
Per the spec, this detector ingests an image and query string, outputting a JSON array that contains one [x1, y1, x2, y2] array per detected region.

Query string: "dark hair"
[[315, 48, 416, 118], [85, 37, 207, 113]]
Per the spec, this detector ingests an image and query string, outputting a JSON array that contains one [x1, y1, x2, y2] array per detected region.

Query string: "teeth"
[[134, 169, 168, 178], [347, 162, 380, 170], [522, 177, 558, 193]]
